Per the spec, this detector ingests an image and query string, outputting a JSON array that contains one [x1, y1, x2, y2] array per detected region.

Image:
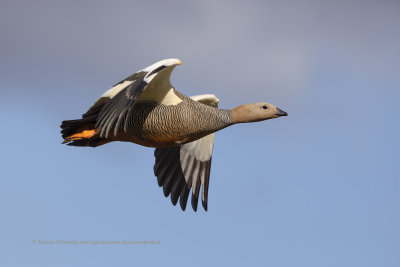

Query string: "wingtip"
[[180, 200, 187, 211], [202, 201, 208, 211], [191, 194, 199, 212], [171, 197, 178, 206], [163, 186, 170, 197]]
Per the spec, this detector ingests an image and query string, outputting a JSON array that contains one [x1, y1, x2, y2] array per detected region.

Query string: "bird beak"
[[275, 108, 288, 117]]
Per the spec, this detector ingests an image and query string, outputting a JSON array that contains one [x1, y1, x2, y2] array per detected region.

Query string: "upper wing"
[[60, 71, 146, 141], [95, 73, 148, 138], [190, 94, 220, 108], [153, 94, 219, 211], [90, 58, 181, 138]]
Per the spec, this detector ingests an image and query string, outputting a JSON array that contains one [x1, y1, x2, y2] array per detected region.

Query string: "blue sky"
[[1, 1, 399, 266]]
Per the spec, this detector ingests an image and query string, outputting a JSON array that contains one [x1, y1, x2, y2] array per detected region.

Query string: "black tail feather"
[[60, 118, 96, 139], [61, 103, 107, 146], [64, 137, 109, 147]]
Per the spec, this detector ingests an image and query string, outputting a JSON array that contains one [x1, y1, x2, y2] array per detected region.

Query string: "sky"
[[1, 0, 399, 266]]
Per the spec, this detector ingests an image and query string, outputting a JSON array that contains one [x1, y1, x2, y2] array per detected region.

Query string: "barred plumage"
[[61, 58, 287, 211], [120, 91, 232, 147]]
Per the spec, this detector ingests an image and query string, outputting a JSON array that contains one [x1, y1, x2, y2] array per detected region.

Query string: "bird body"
[[111, 91, 231, 148], [61, 58, 287, 211]]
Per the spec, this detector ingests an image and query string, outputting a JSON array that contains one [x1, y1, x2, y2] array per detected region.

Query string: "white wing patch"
[[180, 133, 215, 162], [161, 88, 183, 105], [138, 63, 183, 106], [141, 58, 181, 72], [137, 87, 183, 105], [190, 94, 220, 107], [101, 80, 134, 99]]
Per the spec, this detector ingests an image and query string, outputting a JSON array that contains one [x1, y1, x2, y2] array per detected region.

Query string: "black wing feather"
[[95, 72, 147, 138], [201, 160, 212, 211], [153, 143, 213, 212]]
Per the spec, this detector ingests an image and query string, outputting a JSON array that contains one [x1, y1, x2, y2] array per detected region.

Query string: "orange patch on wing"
[[64, 129, 97, 142]]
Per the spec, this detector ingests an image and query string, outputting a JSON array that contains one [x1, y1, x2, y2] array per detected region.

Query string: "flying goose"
[[61, 58, 287, 211]]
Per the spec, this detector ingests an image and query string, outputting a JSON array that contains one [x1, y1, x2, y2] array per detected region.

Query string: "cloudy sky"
[[1, 1, 399, 266]]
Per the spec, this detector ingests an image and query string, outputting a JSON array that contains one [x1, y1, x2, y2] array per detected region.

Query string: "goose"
[[61, 58, 287, 211]]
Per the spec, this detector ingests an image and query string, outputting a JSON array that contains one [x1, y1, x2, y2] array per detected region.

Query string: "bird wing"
[[95, 72, 149, 138], [153, 94, 219, 211], [91, 59, 181, 138]]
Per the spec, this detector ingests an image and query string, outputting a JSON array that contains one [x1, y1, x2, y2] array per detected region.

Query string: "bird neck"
[[188, 105, 232, 137], [214, 108, 233, 129], [230, 105, 249, 123]]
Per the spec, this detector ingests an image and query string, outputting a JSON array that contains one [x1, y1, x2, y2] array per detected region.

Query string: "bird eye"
[[262, 105, 268, 110]]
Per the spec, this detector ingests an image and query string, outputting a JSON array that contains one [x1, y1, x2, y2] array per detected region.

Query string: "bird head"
[[231, 102, 287, 123]]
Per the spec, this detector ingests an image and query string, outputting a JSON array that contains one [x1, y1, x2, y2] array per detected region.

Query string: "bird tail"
[[60, 106, 110, 147], [61, 119, 110, 147]]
